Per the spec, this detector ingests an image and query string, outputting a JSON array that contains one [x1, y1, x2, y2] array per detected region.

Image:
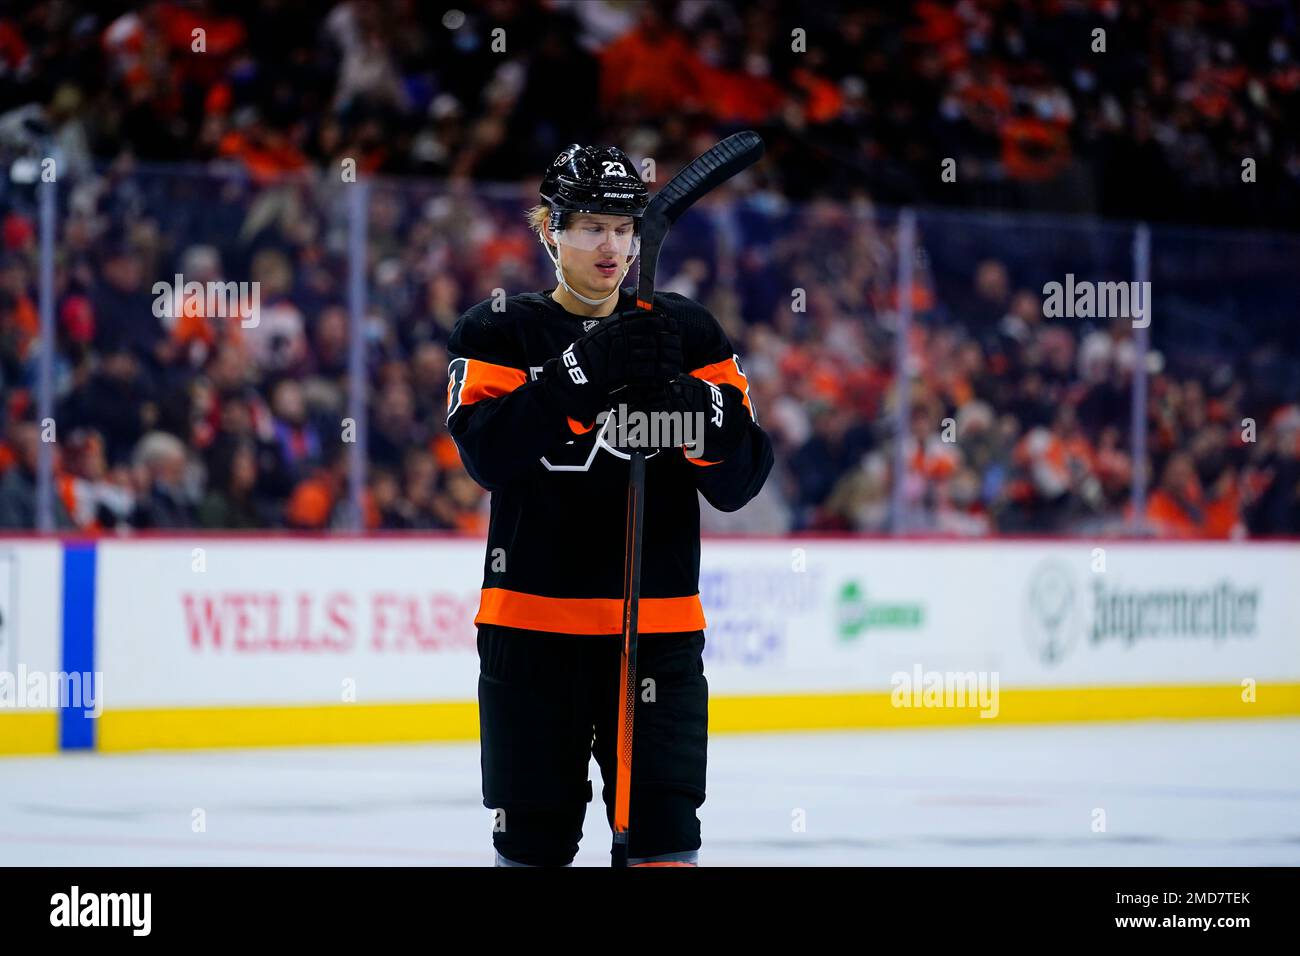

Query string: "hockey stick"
[[612, 130, 765, 867]]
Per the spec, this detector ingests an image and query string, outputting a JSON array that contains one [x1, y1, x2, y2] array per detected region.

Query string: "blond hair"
[[526, 203, 551, 237]]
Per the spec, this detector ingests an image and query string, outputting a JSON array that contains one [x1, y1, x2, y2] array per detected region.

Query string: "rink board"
[[1, 537, 1298, 752], [0, 542, 64, 754]]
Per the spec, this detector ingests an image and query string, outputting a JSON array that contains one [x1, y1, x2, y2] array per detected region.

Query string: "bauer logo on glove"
[[561, 345, 588, 385], [672, 375, 747, 462]]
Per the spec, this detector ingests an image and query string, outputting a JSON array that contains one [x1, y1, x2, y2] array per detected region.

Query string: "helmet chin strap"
[[541, 233, 631, 308]]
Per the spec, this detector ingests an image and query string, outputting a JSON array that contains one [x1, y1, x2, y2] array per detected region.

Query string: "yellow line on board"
[[97, 701, 480, 753], [0, 713, 60, 755], [66, 682, 1300, 754], [709, 683, 1300, 733]]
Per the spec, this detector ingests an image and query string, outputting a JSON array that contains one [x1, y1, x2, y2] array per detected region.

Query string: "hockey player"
[[446, 144, 773, 866]]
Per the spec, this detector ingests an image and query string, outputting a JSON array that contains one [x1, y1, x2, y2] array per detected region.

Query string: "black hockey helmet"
[[539, 144, 649, 234]]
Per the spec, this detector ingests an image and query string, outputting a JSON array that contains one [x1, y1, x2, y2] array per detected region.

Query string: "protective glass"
[[553, 217, 641, 258]]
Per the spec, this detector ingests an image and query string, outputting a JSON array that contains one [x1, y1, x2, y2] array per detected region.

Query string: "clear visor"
[[553, 217, 641, 258]]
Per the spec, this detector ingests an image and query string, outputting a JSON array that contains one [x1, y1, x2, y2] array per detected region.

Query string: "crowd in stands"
[[3, 0, 1296, 223], [0, 0, 1297, 537]]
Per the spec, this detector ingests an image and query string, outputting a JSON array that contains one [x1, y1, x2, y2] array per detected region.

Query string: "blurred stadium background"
[[0, 0, 1297, 537], [0, 0, 1298, 866]]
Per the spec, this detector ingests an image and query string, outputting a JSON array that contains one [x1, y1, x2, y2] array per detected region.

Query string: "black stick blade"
[[636, 130, 764, 307], [650, 130, 765, 225]]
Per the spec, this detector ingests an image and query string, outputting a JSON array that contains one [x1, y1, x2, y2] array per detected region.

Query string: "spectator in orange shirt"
[[598, 4, 708, 119], [285, 447, 348, 529], [441, 466, 487, 535], [1144, 452, 1205, 537], [0, 254, 39, 363]]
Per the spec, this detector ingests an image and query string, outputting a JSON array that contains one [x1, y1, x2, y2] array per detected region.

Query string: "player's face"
[[555, 214, 637, 294]]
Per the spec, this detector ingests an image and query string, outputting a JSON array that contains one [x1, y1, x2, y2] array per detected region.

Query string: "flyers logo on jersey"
[[541, 411, 661, 472]]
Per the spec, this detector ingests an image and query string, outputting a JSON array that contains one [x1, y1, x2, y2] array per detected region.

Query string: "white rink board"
[[94, 539, 1300, 709], [698, 540, 1300, 694], [96, 540, 484, 708], [0, 541, 63, 680]]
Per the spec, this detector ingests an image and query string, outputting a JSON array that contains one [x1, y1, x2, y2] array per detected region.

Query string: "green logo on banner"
[[837, 581, 924, 641]]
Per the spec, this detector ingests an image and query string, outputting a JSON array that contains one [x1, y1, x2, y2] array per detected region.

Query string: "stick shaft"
[[612, 448, 645, 866], [610, 131, 763, 866]]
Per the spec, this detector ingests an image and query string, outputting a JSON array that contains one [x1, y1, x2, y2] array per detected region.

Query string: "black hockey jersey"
[[445, 287, 774, 636]]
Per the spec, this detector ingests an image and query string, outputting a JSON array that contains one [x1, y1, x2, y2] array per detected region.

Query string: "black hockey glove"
[[541, 308, 681, 424], [608, 306, 683, 395], [667, 374, 749, 463]]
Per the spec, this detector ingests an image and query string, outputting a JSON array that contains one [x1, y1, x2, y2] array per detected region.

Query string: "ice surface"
[[2, 719, 1297, 866]]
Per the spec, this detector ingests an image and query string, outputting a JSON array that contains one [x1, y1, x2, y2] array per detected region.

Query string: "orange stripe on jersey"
[[446, 357, 527, 423], [475, 588, 706, 635], [689, 355, 756, 420], [459, 359, 527, 405], [567, 417, 595, 434]]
